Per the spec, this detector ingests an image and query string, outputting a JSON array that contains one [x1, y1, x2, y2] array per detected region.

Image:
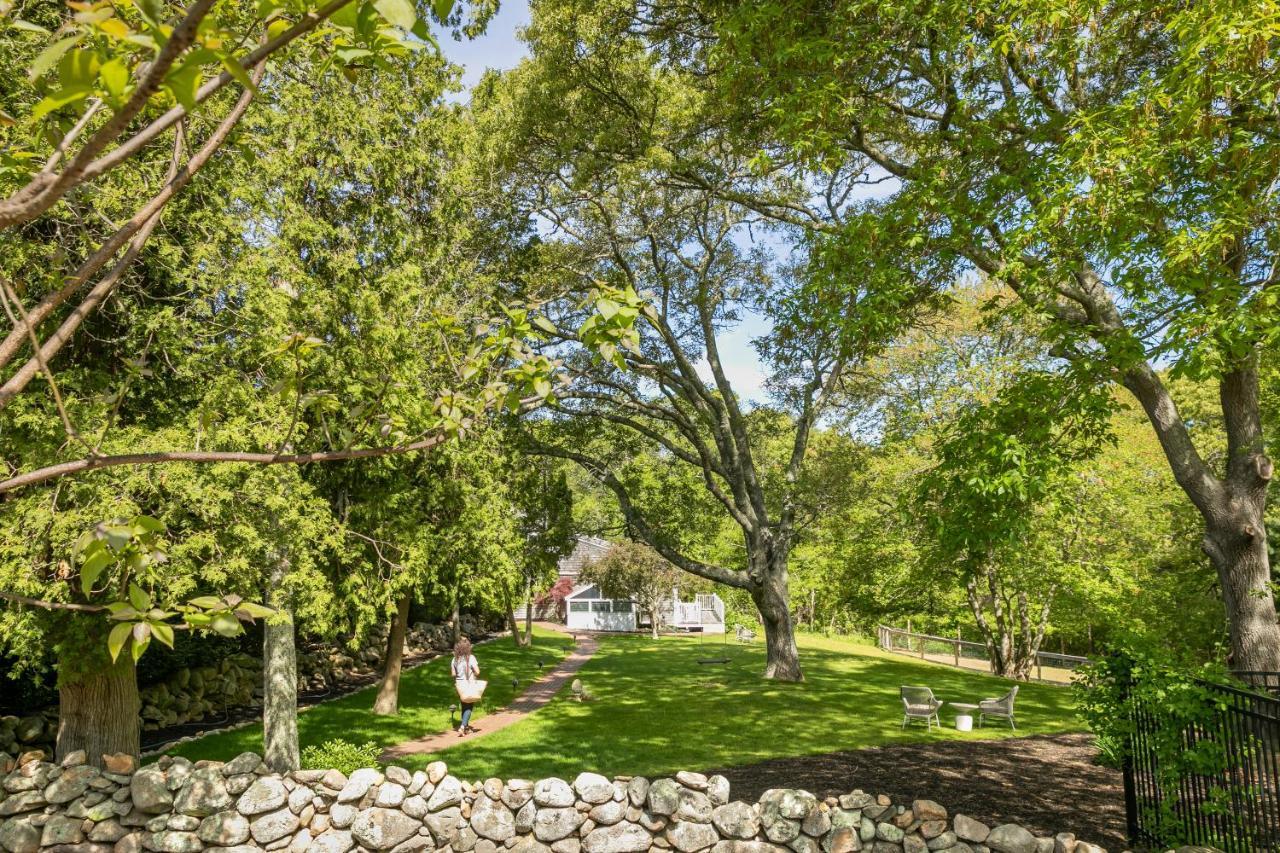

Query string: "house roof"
[[557, 535, 613, 578]]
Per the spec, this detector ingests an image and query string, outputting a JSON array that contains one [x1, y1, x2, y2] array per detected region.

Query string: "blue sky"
[[435, 2, 772, 403]]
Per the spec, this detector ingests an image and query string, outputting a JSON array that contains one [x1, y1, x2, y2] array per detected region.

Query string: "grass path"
[[166, 629, 575, 764], [410, 632, 1083, 780], [381, 634, 599, 759]]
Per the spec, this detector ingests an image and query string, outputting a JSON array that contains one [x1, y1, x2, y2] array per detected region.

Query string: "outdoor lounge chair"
[[978, 685, 1019, 729], [900, 685, 942, 730], [735, 625, 756, 644]]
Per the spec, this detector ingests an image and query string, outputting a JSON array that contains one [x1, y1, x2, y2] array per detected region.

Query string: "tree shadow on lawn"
[[164, 632, 575, 764], [411, 634, 1083, 786]]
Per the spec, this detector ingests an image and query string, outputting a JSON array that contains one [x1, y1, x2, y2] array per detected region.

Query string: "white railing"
[[877, 625, 1091, 683], [674, 601, 702, 625]]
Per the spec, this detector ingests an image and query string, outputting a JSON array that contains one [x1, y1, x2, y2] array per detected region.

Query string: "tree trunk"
[[503, 584, 529, 647], [1206, 512, 1280, 671], [524, 577, 534, 644], [752, 559, 802, 681], [373, 593, 411, 715], [450, 596, 461, 645], [262, 555, 299, 773], [56, 652, 140, 766], [1123, 361, 1280, 670], [650, 607, 660, 639]]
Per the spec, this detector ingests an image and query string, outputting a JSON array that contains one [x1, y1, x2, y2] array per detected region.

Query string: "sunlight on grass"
[[166, 629, 573, 764], [418, 631, 1082, 780], [167, 629, 1081, 780]]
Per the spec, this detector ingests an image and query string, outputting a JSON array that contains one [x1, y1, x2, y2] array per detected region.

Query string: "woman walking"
[[451, 638, 481, 736]]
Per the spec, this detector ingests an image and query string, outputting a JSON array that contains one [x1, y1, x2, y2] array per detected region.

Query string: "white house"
[[565, 584, 726, 634]]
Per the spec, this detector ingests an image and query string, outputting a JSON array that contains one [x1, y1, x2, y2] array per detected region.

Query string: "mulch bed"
[[704, 733, 1126, 850]]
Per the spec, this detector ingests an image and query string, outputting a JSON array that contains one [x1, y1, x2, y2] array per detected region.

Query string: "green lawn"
[[166, 629, 575, 764], [420, 632, 1083, 780], [169, 630, 1083, 777]]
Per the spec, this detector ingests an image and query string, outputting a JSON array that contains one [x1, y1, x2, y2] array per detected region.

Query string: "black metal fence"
[[1123, 672, 1280, 851]]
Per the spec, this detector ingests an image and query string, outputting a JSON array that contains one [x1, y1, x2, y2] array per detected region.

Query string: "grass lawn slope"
[[406, 632, 1081, 779], [166, 629, 575, 763]]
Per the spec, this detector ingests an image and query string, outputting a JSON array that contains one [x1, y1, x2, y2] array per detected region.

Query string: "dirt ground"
[[705, 733, 1126, 850]]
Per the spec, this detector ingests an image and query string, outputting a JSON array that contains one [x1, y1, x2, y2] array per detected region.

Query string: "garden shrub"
[[1073, 638, 1256, 847], [301, 739, 382, 774]]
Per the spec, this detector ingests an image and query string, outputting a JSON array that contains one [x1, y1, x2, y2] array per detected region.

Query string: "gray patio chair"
[[900, 685, 942, 730], [735, 625, 756, 644], [978, 685, 1019, 729]]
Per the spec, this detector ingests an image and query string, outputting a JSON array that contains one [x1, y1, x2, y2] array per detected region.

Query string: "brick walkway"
[[381, 633, 599, 760]]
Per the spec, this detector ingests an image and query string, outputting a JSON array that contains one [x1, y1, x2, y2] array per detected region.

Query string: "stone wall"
[[0, 750, 1114, 853]]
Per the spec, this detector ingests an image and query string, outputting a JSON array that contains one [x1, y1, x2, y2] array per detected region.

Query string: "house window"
[[569, 601, 589, 613], [590, 601, 611, 613], [613, 600, 633, 613]]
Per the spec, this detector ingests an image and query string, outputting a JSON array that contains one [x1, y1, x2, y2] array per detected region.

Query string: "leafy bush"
[[1091, 733, 1124, 769], [1073, 638, 1240, 845], [301, 739, 382, 775]]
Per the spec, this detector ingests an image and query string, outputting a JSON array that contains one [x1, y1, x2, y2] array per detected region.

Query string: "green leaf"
[[132, 515, 165, 534], [59, 48, 102, 90], [98, 57, 129, 100], [9, 19, 52, 35], [107, 621, 132, 662], [130, 631, 150, 662], [30, 87, 91, 121], [28, 34, 82, 82], [150, 621, 175, 649], [210, 612, 243, 637], [234, 601, 274, 620], [79, 549, 113, 595], [431, 0, 453, 19], [218, 53, 258, 93], [164, 60, 203, 111], [187, 595, 224, 609], [374, 0, 416, 31], [128, 583, 150, 612]]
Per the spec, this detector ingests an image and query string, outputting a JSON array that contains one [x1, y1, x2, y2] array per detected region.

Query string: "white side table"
[[950, 703, 979, 732]]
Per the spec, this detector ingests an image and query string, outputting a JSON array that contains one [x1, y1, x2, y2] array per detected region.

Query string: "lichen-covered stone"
[[43, 764, 96, 804], [197, 810, 251, 845], [131, 767, 174, 814], [647, 779, 681, 816], [149, 830, 202, 852], [667, 820, 719, 853], [588, 799, 626, 826], [175, 767, 233, 817], [309, 828, 355, 853], [427, 776, 465, 811], [985, 824, 1036, 853], [336, 768, 383, 805], [953, 816, 990, 845], [248, 806, 299, 845], [351, 807, 421, 851], [223, 754, 262, 777], [535, 807, 586, 842], [581, 821, 653, 853], [470, 795, 516, 842], [0, 817, 40, 853], [573, 773, 613, 805], [626, 778, 649, 808], [237, 778, 288, 816], [534, 778, 576, 808]]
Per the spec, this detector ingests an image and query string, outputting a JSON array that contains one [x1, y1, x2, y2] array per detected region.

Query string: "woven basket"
[[456, 680, 487, 704]]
